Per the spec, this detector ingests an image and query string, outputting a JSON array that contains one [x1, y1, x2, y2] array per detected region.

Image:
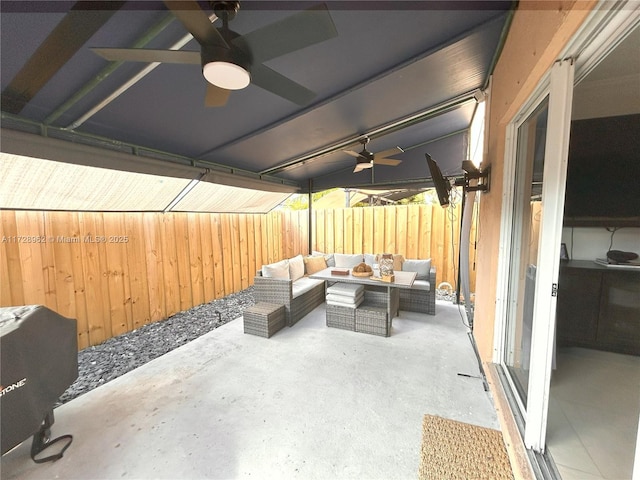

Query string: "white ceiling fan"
[[344, 136, 403, 173]]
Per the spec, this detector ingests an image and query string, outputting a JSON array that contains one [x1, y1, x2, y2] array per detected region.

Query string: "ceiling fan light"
[[203, 61, 250, 90], [356, 157, 373, 170]]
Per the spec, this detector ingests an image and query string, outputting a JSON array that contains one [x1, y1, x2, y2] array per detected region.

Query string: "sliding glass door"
[[499, 60, 575, 451], [503, 98, 548, 410]]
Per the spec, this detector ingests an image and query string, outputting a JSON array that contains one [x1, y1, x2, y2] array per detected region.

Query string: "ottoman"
[[243, 303, 285, 338], [355, 304, 390, 337], [326, 304, 356, 331]]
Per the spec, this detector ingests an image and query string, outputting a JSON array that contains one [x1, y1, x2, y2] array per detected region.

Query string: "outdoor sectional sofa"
[[253, 252, 436, 327]]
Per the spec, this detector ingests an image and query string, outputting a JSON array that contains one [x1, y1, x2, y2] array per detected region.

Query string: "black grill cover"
[[1, 305, 78, 455]]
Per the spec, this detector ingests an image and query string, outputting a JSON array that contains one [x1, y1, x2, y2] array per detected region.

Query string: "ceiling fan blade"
[[91, 48, 201, 64], [205, 83, 231, 107], [354, 164, 368, 173], [163, 0, 228, 48], [250, 64, 315, 105], [374, 158, 402, 166], [376, 146, 404, 159], [344, 150, 365, 159], [1, 2, 125, 114], [233, 3, 338, 63]]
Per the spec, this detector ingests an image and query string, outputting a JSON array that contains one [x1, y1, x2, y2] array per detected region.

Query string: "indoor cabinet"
[[556, 260, 640, 355]]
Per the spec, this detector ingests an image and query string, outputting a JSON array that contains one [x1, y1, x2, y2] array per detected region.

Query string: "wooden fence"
[[1, 203, 476, 349]]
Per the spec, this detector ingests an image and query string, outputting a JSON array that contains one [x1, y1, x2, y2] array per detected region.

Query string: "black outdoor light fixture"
[[455, 160, 491, 193]]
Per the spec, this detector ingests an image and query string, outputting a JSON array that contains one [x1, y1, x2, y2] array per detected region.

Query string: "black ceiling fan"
[[91, 1, 337, 107], [344, 137, 403, 173]]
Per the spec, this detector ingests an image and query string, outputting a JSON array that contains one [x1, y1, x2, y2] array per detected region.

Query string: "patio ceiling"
[[1, 1, 513, 212]]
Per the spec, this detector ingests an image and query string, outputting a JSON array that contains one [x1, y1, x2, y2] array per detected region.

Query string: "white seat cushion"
[[410, 279, 431, 291], [326, 296, 364, 308], [326, 282, 364, 296], [292, 277, 324, 298], [326, 292, 364, 305]]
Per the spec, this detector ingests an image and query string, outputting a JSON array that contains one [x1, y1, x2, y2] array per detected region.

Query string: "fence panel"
[[143, 212, 166, 323], [210, 214, 225, 299], [309, 203, 469, 287], [125, 214, 151, 332], [1, 203, 475, 349], [187, 213, 205, 307]]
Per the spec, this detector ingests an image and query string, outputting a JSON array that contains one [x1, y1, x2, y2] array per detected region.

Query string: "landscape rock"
[[57, 287, 255, 405]]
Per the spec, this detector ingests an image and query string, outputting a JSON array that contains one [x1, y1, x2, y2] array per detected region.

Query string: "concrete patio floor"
[[2, 300, 500, 480]]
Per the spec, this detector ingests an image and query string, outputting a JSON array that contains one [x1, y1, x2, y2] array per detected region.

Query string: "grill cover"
[[1, 305, 78, 456]]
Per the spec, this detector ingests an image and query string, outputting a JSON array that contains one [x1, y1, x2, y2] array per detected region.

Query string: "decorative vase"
[[379, 254, 394, 277]]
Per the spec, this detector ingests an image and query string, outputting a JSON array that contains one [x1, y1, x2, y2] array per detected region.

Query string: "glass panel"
[[503, 98, 548, 408]]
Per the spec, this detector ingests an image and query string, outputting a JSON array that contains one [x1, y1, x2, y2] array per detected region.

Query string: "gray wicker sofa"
[[398, 264, 437, 315], [253, 255, 325, 327], [253, 253, 436, 327]]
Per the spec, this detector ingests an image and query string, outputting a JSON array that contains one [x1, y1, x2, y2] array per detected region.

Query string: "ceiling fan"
[[344, 137, 404, 173], [91, 1, 337, 107]]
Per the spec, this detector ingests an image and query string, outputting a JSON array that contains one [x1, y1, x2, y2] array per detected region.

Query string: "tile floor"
[[547, 347, 640, 480]]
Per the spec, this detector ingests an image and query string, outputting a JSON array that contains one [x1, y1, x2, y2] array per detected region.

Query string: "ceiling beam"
[[260, 93, 478, 176], [44, 12, 177, 126], [1, 2, 125, 114], [1, 116, 300, 193]]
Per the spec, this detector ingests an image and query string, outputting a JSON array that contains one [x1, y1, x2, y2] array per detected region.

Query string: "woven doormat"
[[418, 414, 514, 480]]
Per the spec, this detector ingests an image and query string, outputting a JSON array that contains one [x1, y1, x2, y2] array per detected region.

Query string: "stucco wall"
[[473, 1, 598, 361]]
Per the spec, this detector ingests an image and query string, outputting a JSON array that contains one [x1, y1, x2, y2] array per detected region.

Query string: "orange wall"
[[473, 1, 597, 361]]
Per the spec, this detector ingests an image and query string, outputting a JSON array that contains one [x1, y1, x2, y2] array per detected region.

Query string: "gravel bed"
[[57, 287, 256, 405], [58, 286, 458, 406]]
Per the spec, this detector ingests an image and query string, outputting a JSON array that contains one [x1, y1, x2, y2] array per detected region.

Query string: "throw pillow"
[[402, 259, 431, 280], [304, 255, 327, 275], [262, 259, 290, 279], [312, 250, 335, 267], [364, 253, 377, 266], [393, 254, 405, 271], [289, 254, 305, 282], [334, 253, 364, 268]]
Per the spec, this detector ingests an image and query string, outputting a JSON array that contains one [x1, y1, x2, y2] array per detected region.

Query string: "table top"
[[310, 268, 417, 288]]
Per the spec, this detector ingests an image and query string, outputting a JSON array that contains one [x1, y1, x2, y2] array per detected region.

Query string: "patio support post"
[[308, 179, 313, 254], [456, 188, 465, 305]]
